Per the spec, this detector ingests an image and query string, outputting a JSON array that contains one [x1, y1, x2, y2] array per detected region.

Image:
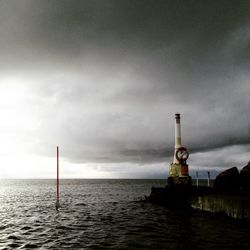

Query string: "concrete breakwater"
[[148, 185, 250, 220], [191, 194, 250, 220], [191, 161, 250, 220]]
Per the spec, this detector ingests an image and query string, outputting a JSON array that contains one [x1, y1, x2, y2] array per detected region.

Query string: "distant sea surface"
[[0, 179, 249, 249]]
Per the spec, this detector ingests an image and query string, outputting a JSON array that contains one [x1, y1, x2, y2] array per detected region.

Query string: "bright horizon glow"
[[0, 145, 248, 179], [0, 153, 110, 179]]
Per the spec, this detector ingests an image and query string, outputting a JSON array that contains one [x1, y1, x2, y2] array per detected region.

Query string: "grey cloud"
[[0, 0, 249, 167]]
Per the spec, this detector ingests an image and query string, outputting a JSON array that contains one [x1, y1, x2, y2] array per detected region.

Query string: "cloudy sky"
[[0, 0, 249, 178]]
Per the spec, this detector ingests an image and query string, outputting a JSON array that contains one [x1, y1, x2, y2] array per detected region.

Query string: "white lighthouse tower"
[[168, 113, 191, 186]]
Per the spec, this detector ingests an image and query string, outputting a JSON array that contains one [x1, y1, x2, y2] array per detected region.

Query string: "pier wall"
[[191, 194, 250, 220]]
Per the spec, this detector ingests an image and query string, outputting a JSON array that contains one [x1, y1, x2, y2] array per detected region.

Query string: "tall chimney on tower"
[[173, 113, 181, 164]]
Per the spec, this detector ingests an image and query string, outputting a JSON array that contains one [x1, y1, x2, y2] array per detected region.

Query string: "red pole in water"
[[56, 146, 60, 209]]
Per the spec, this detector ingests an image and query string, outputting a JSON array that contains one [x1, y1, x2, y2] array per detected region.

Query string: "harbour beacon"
[[168, 113, 192, 186]]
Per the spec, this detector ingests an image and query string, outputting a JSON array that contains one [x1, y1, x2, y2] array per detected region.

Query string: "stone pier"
[[191, 194, 250, 220]]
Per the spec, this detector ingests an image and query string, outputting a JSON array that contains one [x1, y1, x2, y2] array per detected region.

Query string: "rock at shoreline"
[[214, 167, 240, 192], [240, 161, 250, 191]]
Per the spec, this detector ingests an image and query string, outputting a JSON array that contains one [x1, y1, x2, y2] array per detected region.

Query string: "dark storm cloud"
[[0, 0, 249, 166]]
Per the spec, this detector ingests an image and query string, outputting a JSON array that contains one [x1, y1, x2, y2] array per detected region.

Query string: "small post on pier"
[[196, 171, 199, 186], [207, 171, 210, 187], [56, 146, 60, 210]]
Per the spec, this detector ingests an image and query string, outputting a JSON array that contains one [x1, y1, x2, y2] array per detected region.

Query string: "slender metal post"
[[56, 146, 60, 210], [196, 171, 199, 186]]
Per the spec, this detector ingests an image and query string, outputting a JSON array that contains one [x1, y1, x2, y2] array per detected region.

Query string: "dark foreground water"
[[0, 179, 250, 249]]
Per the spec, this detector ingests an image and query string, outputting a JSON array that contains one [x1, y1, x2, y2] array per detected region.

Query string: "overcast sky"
[[0, 0, 249, 178]]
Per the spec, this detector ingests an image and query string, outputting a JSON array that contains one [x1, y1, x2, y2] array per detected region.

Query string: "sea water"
[[0, 179, 249, 249]]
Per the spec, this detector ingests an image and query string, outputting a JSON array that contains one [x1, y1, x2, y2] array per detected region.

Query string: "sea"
[[0, 179, 249, 249]]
